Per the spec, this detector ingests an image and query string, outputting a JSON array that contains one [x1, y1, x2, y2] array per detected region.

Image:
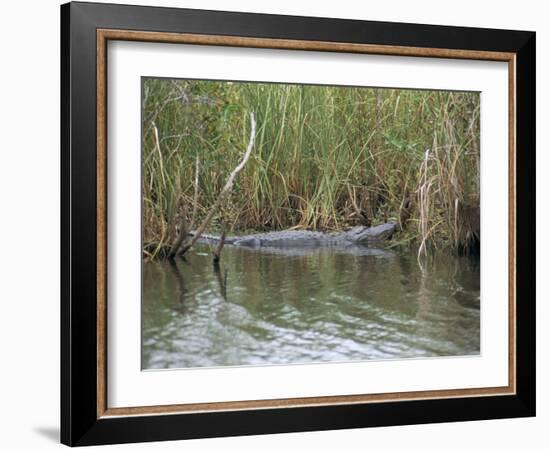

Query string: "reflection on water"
[[142, 243, 480, 369]]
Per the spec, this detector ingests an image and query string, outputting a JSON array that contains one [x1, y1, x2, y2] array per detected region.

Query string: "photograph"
[[141, 78, 481, 370]]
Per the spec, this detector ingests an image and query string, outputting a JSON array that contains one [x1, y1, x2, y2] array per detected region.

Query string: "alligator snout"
[[350, 222, 398, 244]]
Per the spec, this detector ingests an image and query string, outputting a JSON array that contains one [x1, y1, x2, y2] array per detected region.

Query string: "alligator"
[[193, 221, 397, 248]]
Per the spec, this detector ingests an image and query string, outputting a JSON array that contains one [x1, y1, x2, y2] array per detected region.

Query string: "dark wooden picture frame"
[[61, 2, 536, 446]]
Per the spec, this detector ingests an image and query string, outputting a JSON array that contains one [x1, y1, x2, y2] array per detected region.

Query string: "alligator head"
[[345, 221, 397, 245]]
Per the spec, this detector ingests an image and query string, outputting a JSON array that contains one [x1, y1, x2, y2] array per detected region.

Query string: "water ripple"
[[142, 244, 480, 369]]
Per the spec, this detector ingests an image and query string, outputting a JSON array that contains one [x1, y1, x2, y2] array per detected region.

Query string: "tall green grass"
[[142, 78, 480, 258]]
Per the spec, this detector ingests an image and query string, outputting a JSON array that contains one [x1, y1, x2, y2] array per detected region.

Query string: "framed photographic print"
[[60, 1, 536, 446]]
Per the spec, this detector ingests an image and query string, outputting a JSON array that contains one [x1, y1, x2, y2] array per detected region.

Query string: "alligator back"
[[194, 222, 397, 248]]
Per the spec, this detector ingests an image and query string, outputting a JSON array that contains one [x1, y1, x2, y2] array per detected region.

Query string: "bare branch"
[[180, 112, 256, 256], [151, 122, 167, 189]]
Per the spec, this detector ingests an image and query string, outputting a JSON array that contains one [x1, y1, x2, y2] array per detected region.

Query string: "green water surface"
[[142, 243, 480, 369]]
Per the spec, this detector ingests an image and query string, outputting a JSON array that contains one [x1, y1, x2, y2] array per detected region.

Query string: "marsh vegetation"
[[142, 78, 480, 260]]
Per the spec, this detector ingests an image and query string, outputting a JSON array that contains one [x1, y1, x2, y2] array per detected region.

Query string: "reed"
[[142, 78, 480, 258]]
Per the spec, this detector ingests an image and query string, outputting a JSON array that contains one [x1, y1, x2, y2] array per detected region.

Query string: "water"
[[142, 243, 480, 369]]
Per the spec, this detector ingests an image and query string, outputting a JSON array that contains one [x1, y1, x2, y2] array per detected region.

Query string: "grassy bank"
[[142, 78, 480, 259]]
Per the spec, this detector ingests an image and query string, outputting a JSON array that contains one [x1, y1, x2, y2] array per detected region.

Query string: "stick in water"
[[212, 227, 226, 265]]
